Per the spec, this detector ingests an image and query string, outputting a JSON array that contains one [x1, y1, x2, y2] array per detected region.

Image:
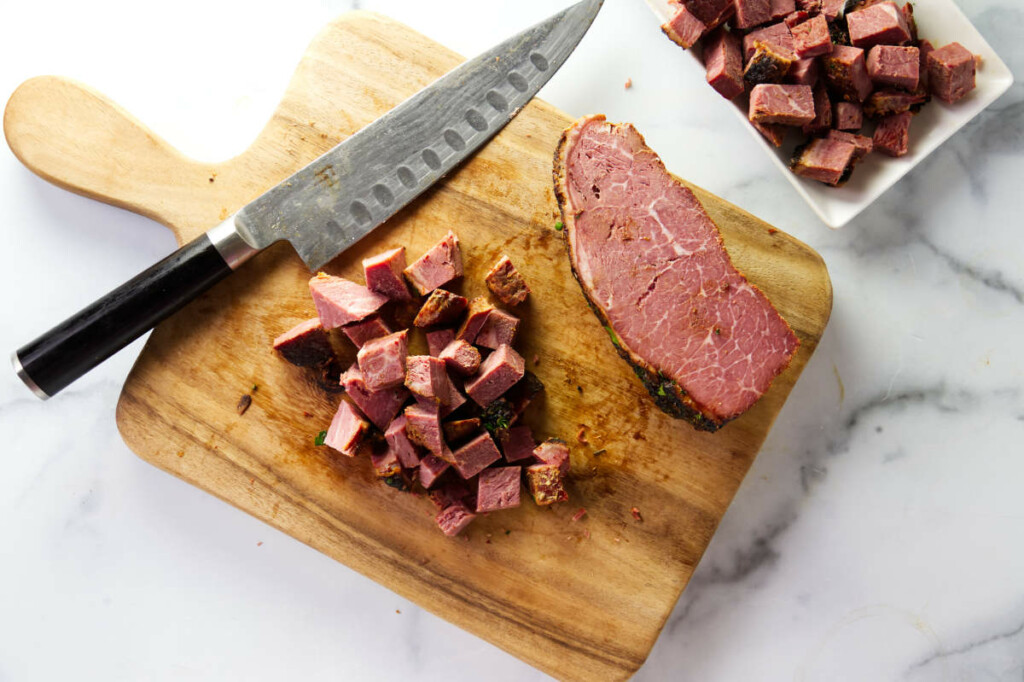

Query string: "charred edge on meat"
[[790, 139, 858, 187], [744, 44, 793, 85], [551, 132, 723, 432], [828, 18, 851, 47], [480, 398, 516, 438]]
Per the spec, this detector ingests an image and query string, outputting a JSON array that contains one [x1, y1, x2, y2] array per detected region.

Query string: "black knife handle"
[[12, 224, 258, 399]]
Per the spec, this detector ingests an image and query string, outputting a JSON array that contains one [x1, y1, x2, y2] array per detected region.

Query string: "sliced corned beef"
[[846, 1, 911, 49], [553, 116, 799, 430], [485, 255, 531, 306], [476, 467, 522, 513], [341, 315, 391, 348], [791, 15, 833, 58], [662, 2, 707, 50], [873, 111, 912, 156], [475, 309, 520, 350], [404, 403, 445, 455], [834, 101, 864, 130], [413, 289, 468, 328], [273, 318, 333, 367], [927, 42, 976, 104], [418, 454, 450, 489], [824, 45, 874, 102], [749, 84, 816, 126], [324, 400, 369, 457], [533, 438, 571, 476], [452, 433, 503, 479], [309, 273, 388, 329], [341, 365, 409, 430], [436, 501, 475, 537], [703, 28, 745, 100], [791, 136, 857, 185], [867, 45, 920, 90], [526, 463, 568, 506], [426, 329, 455, 356], [363, 247, 412, 301], [404, 231, 463, 296], [356, 330, 408, 391], [438, 339, 482, 376], [464, 344, 526, 408], [455, 297, 494, 344], [384, 414, 421, 469], [500, 425, 537, 463], [405, 355, 448, 405]]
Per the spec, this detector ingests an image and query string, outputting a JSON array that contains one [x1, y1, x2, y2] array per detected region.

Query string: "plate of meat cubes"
[[647, 0, 1014, 228]]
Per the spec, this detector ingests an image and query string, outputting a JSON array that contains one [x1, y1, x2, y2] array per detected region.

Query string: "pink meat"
[[405, 355, 448, 405], [438, 339, 482, 376], [273, 317, 333, 367], [464, 344, 526, 408], [341, 315, 391, 348], [403, 231, 463, 296], [834, 101, 864, 130], [827, 129, 874, 159], [533, 439, 571, 476], [500, 425, 537, 463], [413, 289, 468, 328], [790, 15, 833, 59], [404, 403, 445, 455], [476, 467, 522, 513], [308, 273, 388, 329], [787, 58, 820, 86], [554, 116, 799, 428], [438, 373, 466, 418], [734, 0, 771, 29], [867, 45, 920, 90], [426, 329, 455, 357], [873, 111, 912, 156], [356, 330, 408, 391], [749, 84, 816, 125], [792, 137, 857, 185], [341, 365, 409, 430], [485, 255, 531, 306], [824, 45, 874, 102], [363, 247, 412, 302], [846, 2, 911, 49], [703, 27, 745, 100], [918, 39, 935, 90], [370, 447, 401, 479], [679, 0, 734, 28], [451, 433, 503, 479], [455, 297, 494, 344], [436, 501, 475, 537], [743, 22, 794, 61], [324, 400, 368, 457], [384, 414, 421, 469], [770, 0, 796, 20], [802, 83, 833, 134], [927, 42, 976, 104], [821, 0, 845, 20], [662, 2, 707, 50], [475, 309, 520, 350], [752, 120, 789, 147], [418, 454, 450, 489]]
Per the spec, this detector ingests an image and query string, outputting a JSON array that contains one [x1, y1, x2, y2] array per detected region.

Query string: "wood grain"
[[3, 12, 832, 681]]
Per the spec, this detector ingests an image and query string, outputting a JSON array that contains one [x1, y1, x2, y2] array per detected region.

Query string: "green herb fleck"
[[481, 399, 514, 434], [554, 221, 564, 231], [604, 325, 620, 347], [657, 384, 667, 397], [383, 474, 408, 491], [713, 328, 721, 336], [505, 529, 512, 536], [314, 430, 328, 446]]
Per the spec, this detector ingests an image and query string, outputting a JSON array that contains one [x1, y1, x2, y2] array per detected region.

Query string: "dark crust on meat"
[[789, 137, 858, 186], [828, 17, 851, 47], [744, 42, 794, 85], [863, 89, 930, 118], [553, 115, 798, 432], [413, 289, 468, 328]]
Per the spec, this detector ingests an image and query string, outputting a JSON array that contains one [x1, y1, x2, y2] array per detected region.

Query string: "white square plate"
[[644, 0, 1015, 228]]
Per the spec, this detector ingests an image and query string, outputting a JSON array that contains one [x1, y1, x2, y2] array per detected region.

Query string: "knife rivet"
[[466, 109, 488, 132], [530, 53, 550, 72], [397, 166, 417, 188], [443, 129, 467, 152], [508, 72, 529, 92], [422, 149, 442, 171]]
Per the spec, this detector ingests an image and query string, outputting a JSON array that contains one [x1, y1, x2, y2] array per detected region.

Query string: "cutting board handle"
[[3, 76, 219, 245]]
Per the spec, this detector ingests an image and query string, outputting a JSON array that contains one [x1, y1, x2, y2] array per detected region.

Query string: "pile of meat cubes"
[[272, 231, 570, 537], [663, 0, 980, 185]]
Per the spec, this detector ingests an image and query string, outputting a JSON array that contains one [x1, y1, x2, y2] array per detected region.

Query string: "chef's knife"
[[12, 0, 603, 399]]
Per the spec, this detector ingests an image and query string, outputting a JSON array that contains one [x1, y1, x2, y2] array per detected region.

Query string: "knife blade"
[[12, 0, 603, 399]]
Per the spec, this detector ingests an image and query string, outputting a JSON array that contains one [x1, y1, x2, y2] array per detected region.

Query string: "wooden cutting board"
[[4, 12, 832, 681]]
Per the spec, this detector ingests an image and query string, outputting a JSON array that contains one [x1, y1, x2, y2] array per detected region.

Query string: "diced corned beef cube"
[[834, 101, 864, 130], [901, 2, 917, 42], [873, 111, 912, 157], [363, 247, 412, 302], [428, 480, 470, 510], [413, 289, 468, 328], [784, 10, 810, 28], [827, 129, 874, 160], [679, 0, 734, 28], [770, 0, 795, 20], [795, 0, 820, 13], [405, 355, 448, 405], [475, 309, 520, 350], [846, 2, 911, 49], [744, 41, 795, 86], [273, 318, 333, 367], [341, 365, 409, 430], [438, 373, 466, 418], [384, 414, 421, 469], [404, 403, 445, 455], [867, 45, 920, 90], [533, 438, 571, 476], [734, 0, 771, 29], [802, 84, 833, 133], [309, 273, 388, 329], [456, 297, 494, 344], [356, 330, 408, 391], [341, 315, 391, 348], [824, 45, 874, 102], [748, 84, 816, 125], [661, 2, 707, 49], [418, 454, 450, 489], [464, 344, 526, 408], [791, 15, 833, 58], [370, 447, 401, 479], [442, 418, 481, 446], [451, 433, 502, 479], [743, 22, 795, 62], [863, 88, 928, 117], [787, 58, 820, 86], [500, 425, 537, 463], [791, 136, 857, 185], [485, 255, 531, 306], [439, 339, 482, 376], [504, 372, 544, 420], [821, 0, 845, 20], [918, 39, 935, 89], [476, 467, 522, 513], [526, 464, 569, 506], [426, 329, 456, 356], [752, 120, 789, 147], [324, 400, 369, 457], [404, 231, 463, 296], [703, 28, 745, 100], [436, 501, 475, 537], [927, 42, 977, 104]]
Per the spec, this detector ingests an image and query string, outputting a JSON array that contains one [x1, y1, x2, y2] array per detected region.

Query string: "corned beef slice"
[[324, 400, 369, 457], [418, 454, 450, 489], [749, 84, 816, 126], [662, 2, 708, 49], [824, 45, 874, 102], [787, 58, 820, 86], [439, 339, 482, 376], [464, 344, 526, 408], [405, 355, 448, 404], [744, 41, 795, 86], [770, 0, 796, 20], [834, 101, 864, 130], [356, 330, 408, 391], [273, 318, 333, 367], [341, 315, 391, 348], [363, 247, 412, 301], [927, 42, 976, 104], [341, 365, 409, 430], [554, 116, 799, 430], [500, 425, 537, 463], [827, 130, 874, 159], [734, 0, 771, 29], [846, 2, 911, 49], [680, 0, 734, 28], [743, 22, 795, 61], [703, 28, 745, 99], [526, 464, 568, 506], [867, 45, 920, 90], [485, 256, 531, 306], [873, 111, 912, 157], [426, 329, 455, 356], [436, 501, 475, 537], [476, 467, 522, 513], [533, 439, 571, 476], [384, 414, 421, 468], [456, 297, 494, 343], [791, 15, 833, 58], [413, 289, 468, 328], [404, 403, 445, 455], [309, 273, 387, 329], [791, 136, 857, 185], [404, 231, 463, 296], [452, 433, 502, 479], [475, 309, 520, 350]]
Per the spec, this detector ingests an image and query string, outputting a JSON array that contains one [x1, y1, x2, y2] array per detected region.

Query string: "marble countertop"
[[1, 0, 1021, 680]]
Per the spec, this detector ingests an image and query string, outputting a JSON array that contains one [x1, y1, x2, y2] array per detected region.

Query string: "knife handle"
[[12, 219, 258, 399]]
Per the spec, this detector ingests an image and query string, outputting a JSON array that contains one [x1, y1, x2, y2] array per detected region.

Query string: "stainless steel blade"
[[233, 0, 602, 271]]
